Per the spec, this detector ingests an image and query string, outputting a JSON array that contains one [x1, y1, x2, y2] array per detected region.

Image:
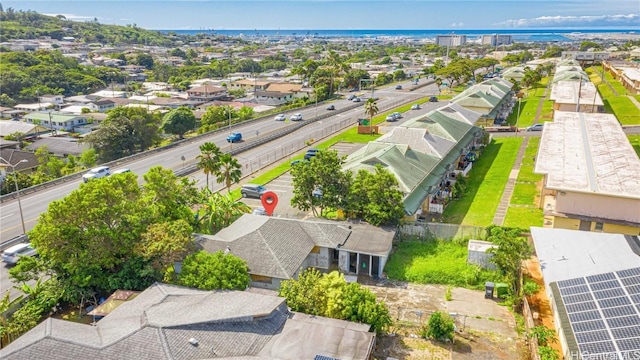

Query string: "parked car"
[[411, 104, 421, 110], [2, 243, 37, 265], [241, 184, 268, 199], [304, 148, 320, 160], [112, 168, 131, 175], [348, 94, 357, 101], [386, 114, 397, 122], [291, 159, 309, 166], [82, 166, 110, 183], [290, 113, 303, 121], [326, 104, 335, 111], [227, 132, 242, 143], [352, 97, 361, 103], [312, 187, 323, 198], [395, 85, 402, 90], [526, 123, 544, 131], [252, 207, 267, 216], [274, 114, 286, 121], [429, 96, 438, 102]]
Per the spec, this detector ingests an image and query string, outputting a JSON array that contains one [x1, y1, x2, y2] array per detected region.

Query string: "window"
[[595, 222, 604, 231]]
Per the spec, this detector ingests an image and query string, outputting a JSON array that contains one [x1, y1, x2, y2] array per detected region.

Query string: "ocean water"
[[159, 29, 637, 42]]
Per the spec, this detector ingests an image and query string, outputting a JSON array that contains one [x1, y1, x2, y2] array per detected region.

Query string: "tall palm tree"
[[215, 153, 243, 192], [197, 142, 222, 191], [364, 98, 379, 135], [325, 50, 350, 96]]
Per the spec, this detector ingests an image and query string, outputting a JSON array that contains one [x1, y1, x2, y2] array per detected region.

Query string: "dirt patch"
[[365, 282, 527, 360], [524, 256, 563, 355]]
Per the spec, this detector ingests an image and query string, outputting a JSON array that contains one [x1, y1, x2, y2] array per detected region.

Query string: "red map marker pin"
[[260, 191, 279, 216]]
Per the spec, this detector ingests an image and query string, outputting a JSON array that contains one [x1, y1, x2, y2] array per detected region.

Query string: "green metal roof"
[[24, 112, 85, 122]]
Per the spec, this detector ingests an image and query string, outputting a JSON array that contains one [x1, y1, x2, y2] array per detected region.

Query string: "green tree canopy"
[[161, 106, 196, 139], [82, 106, 161, 162], [177, 251, 250, 290], [349, 165, 405, 226], [279, 269, 391, 332]]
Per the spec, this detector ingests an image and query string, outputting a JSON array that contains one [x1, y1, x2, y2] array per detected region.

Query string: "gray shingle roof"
[[1, 283, 375, 360]]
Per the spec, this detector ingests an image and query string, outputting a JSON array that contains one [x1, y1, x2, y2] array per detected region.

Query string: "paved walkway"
[[628, 94, 640, 111]]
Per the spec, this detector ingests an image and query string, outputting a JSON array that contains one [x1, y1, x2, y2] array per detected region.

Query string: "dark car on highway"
[[326, 104, 335, 110]]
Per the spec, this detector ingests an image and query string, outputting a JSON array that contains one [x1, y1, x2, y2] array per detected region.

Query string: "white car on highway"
[[274, 114, 286, 121], [2, 243, 37, 265], [290, 113, 303, 121], [82, 166, 111, 183]]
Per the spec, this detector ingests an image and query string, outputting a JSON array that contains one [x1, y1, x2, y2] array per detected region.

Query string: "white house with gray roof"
[[0, 283, 375, 360], [195, 214, 395, 289]]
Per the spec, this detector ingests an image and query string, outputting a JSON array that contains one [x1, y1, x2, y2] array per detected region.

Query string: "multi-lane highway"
[[0, 80, 435, 243]]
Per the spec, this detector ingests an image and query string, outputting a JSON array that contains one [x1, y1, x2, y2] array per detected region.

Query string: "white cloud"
[[450, 22, 464, 28], [496, 14, 640, 28]]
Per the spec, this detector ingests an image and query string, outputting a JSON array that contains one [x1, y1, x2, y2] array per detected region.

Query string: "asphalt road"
[[0, 80, 439, 297]]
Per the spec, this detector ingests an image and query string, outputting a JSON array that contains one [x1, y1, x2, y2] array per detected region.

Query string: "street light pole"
[[0, 157, 28, 234]]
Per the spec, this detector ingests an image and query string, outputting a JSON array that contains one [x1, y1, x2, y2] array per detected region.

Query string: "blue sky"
[[4, 1, 639, 30]]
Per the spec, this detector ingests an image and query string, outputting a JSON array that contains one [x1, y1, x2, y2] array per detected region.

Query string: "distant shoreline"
[[159, 29, 639, 42]]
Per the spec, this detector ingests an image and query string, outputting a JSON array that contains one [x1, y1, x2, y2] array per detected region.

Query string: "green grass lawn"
[[442, 137, 523, 226], [586, 66, 640, 125], [629, 135, 640, 158], [503, 207, 544, 229], [384, 240, 502, 289], [515, 83, 549, 128], [503, 137, 544, 229]]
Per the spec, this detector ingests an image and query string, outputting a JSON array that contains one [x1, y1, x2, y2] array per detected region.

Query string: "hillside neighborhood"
[[1, 8, 640, 360]]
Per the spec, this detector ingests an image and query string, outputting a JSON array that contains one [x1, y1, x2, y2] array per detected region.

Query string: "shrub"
[[420, 311, 455, 342]]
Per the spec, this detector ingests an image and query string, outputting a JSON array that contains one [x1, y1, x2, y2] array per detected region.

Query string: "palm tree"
[[197, 142, 222, 191], [215, 153, 243, 192], [325, 50, 350, 96], [364, 98, 379, 135], [197, 189, 250, 234]]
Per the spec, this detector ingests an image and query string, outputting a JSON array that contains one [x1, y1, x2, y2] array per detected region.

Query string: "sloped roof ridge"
[[257, 219, 298, 278]]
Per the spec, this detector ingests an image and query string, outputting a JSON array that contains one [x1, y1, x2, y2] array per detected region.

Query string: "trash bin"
[[485, 282, 495, 299], [495, 283, 509, 298]]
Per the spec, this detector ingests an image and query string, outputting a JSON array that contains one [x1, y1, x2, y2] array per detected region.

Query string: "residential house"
[[230, 78, 271, 92], [604, 61, 640, 95], [26, 137, 89, 157], [38, 95, 64, 107], [14, 102, 55, 112], [90, 90, 127, 98], [196, 214, 395, 290], [561, 51, 610, 61], [265, 82, 307, 99], [0, 282, 376, 360], [186, 85, 227, 103], [0, 147, 38, 183], [253, 91, 292, 106], [501, 66, 526, 82], [553, 66, 590, 83], [535, 111, 640, 235], [550, 80, 604, 113], [451, 77, 514, 124], [529, 227, 640, 360], [343, 103, 483, 217], [22, 112, 89, 132], [0, 121, 43, 138]]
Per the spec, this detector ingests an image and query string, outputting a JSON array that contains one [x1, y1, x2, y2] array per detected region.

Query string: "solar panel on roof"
[[578, 340, 617, 354], [558, 278, 587, 288], [566, 301, 598, 313], [631, 294, 640, 305], [617, 268, 640, 278], [587, 272, 616, 283], [560, 285, 591, 296], [569, 310, 603, 323], [572, 319, 607, 332], [593, 288, 626, 300], [611, 326, 640, 340], [615, 337, 640, 352], [598, 296, 632, 308], [601, 306, 637, 318], [563, 293, 595, 304], [620, 276, 640, 287], [606, 315, 640, 329], [590, 280, 621, 292], [575, 330, 611, 344], [627, 285, 640, 295], [314, 356, 340, 360]]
